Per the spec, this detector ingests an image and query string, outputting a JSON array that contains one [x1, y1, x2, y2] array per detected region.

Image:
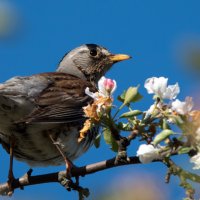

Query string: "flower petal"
[[144, 77, 180, 100], [98, 76, 107, 96], [111, 80, 117, 94], [144, 77, 168, 98], [98, 76, 117, 97], [190, 153, 200, 170], [144, 77, 156, 94], [136, 144, 161, 164], [85, 87, 98, 99], [163, 83, 180, 100], [171, 96, 193, 115], [153, 77, 168, 97]]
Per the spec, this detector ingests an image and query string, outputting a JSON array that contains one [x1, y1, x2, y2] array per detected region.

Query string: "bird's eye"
[[90, 49, 98, 57]]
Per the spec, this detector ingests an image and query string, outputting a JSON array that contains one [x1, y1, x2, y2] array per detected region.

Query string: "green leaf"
[[117, 90, 126, 103], [178, 147, 193, 155], [94, 134, 101, 148], [103, 128, 118, 152], [152, 129, 175, 146], [132, 92, 143, 102], [124, 86, 139, 105], [119, 110, 142, 118], [161, 118, 170, 130], [117, 122, 133, 131], [169, 115, 184, 125], [117, 88, 143, 105]]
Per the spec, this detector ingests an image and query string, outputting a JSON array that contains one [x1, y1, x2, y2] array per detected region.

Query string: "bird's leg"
[[48, 134, 74, 179], [7, 137, 16, 196]]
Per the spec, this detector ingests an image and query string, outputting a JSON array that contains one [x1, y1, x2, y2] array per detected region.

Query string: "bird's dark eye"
[[90, 49, 98, 57]]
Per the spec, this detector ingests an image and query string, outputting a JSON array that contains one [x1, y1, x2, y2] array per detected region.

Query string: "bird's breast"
[[0, 123, 94, 166]]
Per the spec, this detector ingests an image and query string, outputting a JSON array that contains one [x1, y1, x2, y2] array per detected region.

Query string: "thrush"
[[0, 44, 130, 180]]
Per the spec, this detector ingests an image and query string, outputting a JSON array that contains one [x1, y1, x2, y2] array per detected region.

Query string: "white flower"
[[85, 87, 98, 99], [163, 83, 180, 100], [171, 96, 194, 115], [136, 144, 161, 164], [190, 153, 200, 170], [145, 102, 163, 116], [145, 77, 167, 95], [146, 104, 156, 116], [144, 77, 180, 100], [85, 76, 117, 99], [98, 76, 117, 97]]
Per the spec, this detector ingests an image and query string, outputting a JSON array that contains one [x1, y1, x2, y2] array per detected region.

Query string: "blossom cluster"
[[144, 77, 193, 116], [79, 77, 116, 141], [138, 77, 196, 164], [80, 75, 200, 199], [82, 76, 200, 170]]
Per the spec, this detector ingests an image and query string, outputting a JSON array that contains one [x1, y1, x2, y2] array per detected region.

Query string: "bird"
[[0, 44, 130, 186]]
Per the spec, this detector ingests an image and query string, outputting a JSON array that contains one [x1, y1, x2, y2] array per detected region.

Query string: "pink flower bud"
[[104, 78, 115, 93], [98, 76, 117, 97]]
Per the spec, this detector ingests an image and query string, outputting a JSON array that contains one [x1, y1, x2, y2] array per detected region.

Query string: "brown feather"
[[22, 72, 97, 123]]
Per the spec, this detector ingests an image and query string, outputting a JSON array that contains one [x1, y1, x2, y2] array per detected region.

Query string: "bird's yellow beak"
[[109, 54, 131, 62]]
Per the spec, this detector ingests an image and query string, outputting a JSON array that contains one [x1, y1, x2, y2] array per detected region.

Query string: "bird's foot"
[[65, 158, 76, 179], [7, 170, 15, 196], [58, 170, 90, 200], [49, 134, 89, 198], [7, 137, 16, 196], [49, 134, 74, 178]]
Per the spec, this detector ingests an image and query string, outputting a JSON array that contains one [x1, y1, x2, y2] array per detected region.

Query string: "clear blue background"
[[0, 0, 200, 199]]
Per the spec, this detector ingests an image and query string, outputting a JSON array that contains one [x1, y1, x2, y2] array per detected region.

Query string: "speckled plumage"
[[0, 44, 130, 167], [0, 72, 97, 166]]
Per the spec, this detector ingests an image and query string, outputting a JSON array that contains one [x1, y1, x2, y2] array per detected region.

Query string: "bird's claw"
[[7, 173, 15, 196], [59, 176, 73, 191], [58, 173, 90, 199]]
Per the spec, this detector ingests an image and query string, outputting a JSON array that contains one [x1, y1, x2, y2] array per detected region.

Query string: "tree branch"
[[0, 156, 141, 195], [1, 144, 181, 197]]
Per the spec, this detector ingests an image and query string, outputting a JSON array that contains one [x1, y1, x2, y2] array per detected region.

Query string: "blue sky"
[[1, 0, 200, 199]]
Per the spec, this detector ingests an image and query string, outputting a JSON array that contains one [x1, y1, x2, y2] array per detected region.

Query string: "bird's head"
[[57, 44, 131, 82]]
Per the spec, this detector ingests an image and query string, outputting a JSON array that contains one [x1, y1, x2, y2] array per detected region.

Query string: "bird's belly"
[[0, 124, 93, 166]]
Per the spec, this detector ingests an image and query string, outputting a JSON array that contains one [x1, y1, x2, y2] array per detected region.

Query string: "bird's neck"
[[57, 63, 87, 80]]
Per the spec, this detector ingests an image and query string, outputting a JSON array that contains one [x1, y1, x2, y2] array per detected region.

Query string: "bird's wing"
[[22, 72, 96, 124], [0, 75, 53, 121], [0, 75, 52, 98]]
